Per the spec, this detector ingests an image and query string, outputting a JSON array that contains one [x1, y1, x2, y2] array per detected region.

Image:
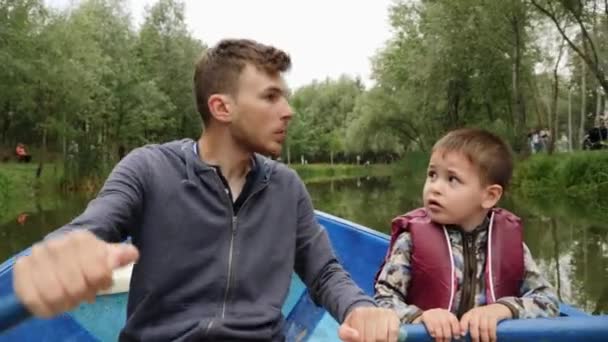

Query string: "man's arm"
[[48, 147, 149, 242], [292, 178, 375, 323]]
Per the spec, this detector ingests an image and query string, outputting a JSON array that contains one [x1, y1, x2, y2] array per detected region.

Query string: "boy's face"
[[422, 150, 501, 230]]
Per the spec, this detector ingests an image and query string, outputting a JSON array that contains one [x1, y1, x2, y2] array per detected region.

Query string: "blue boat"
[[1, 211, 607, 341]]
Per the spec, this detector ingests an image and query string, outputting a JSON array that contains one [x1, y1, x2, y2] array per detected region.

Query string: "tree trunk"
[[596, 89, 603, 124], [548, 39, 566, 154], [511, 13, 527, 151], [580, 60, 587, 148], [568, 88, 573, 151], [36, 125, 47, 179]]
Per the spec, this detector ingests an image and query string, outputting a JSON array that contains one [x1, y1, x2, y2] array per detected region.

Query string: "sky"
[[46, 0, 395, 89]]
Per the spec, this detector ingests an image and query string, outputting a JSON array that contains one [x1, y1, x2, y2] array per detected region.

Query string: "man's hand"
[[460, 303, 512, 342], [13, 230, 139, 318], [412, 308, 461, 342], [338, 307, 400, 342]]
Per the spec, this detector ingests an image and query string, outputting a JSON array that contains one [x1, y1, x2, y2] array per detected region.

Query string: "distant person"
[[375, 128, 559, 342], [15, 143, 31, 163]]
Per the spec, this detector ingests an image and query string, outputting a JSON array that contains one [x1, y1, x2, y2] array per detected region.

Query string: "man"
[[13, 39, 399, 341]]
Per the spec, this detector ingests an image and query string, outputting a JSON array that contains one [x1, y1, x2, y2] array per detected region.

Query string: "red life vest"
[[376, 207, 524, 311]]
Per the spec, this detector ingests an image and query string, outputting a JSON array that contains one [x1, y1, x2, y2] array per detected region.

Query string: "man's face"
[[228, 64, 293, 157]]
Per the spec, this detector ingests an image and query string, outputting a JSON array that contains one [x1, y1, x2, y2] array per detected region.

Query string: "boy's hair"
[[193, 39, 291, 126], [433, 128, 513, 189]]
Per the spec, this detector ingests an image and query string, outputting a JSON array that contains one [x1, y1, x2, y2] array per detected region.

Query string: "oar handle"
[[0, 282, 31, 332]]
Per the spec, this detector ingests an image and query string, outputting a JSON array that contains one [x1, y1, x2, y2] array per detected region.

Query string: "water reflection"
[[306, 176, 608, 314], [0, 196, 89, 262]]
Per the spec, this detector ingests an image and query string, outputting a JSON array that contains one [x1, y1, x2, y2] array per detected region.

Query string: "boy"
[[374, 128, 559, 342]]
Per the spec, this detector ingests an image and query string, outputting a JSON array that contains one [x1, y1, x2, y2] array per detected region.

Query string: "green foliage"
[[0, 0, 204, 187], [514, 152, 608, 213]]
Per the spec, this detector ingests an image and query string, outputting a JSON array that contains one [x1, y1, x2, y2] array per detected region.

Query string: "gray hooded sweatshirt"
[[53, 139, 375, 341]]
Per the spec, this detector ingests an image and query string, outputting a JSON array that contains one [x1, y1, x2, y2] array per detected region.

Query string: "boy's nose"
[[429, 180, 443, 195]]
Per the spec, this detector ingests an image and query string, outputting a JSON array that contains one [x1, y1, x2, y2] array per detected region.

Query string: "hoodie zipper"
[[457, 231, 478, 317], [217, 173, 268, 319]]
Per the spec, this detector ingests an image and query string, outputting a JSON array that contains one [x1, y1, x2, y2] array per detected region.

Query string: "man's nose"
[[281, 99, 294, 120]]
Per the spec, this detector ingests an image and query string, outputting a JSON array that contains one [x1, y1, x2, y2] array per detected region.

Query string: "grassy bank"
[[290, 163, 394, 184], [513, 151, 608, 220], [0, 163, 64, 223]]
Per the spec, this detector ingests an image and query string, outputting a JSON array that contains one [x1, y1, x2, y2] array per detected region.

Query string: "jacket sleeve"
[[292, 176, 376, 323], [46, 147, 149, 242], [374, 231, 424, 323], [496, 243, 560, 319]]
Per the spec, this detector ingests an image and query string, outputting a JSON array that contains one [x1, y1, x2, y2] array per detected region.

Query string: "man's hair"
[[432, 128, 514, 189], [193, 39, 291, 125]]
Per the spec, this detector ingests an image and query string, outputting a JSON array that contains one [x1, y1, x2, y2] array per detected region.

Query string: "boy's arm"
[[496, 243, 560, 319], [374, 231, 424, 323]]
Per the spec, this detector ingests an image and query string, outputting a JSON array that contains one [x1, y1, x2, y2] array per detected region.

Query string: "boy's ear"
[[482, 184, 503, 209]]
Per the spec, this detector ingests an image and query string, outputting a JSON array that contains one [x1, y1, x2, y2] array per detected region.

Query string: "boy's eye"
[[427, 170, 437, 179], [449, 176, 460, 183]]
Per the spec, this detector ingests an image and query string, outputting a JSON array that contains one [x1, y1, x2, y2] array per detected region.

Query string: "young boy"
[[374, 128, 559, 342]]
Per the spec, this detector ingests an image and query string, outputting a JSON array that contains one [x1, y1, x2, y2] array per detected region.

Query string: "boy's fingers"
[[424, 318, 436, 339], [489, 317, 498, 342], [459, 312, 470, 337], [469, 315, 480, 342], [439, 318, 451, 342], [449, 314, 461, 339], [479, 316, 490, 342]]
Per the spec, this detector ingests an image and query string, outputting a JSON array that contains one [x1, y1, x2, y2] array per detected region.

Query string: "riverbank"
[[291, 163, 394, 184], [0, 163, 65, 223]]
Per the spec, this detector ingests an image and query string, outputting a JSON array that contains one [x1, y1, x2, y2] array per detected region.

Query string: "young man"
[[12, 39, 399, 341]]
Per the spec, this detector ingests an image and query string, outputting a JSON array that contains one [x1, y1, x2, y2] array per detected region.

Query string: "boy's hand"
[[338, 307, 400, 342], [13, 230, 139, 318], [460, 303, 512, 342], [412, 308, 461, 342]]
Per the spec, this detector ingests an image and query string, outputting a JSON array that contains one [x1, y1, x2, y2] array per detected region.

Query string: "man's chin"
[[254, 143, 282, 158]]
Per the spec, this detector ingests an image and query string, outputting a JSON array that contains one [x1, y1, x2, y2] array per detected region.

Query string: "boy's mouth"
[[427, 199, 443, 209]]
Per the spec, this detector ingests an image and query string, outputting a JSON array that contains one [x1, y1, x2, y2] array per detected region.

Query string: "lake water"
[[1, 173, 606, 314]]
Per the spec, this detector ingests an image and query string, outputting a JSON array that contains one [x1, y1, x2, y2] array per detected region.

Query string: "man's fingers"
[[106, 243, 139, 270], [78, 235, 112, 297], [30, 245, 74, 315], [13, 257, 53, 317], [338, 324, 360, 342], [48, 238, 89, 305]]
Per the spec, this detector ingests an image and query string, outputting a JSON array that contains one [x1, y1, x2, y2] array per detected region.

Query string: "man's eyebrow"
[[263, 86, 286, 94]]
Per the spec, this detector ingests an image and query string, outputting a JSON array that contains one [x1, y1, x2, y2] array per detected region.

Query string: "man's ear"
[[208, 94, 234, 124], [482, 184, 503, 209]]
